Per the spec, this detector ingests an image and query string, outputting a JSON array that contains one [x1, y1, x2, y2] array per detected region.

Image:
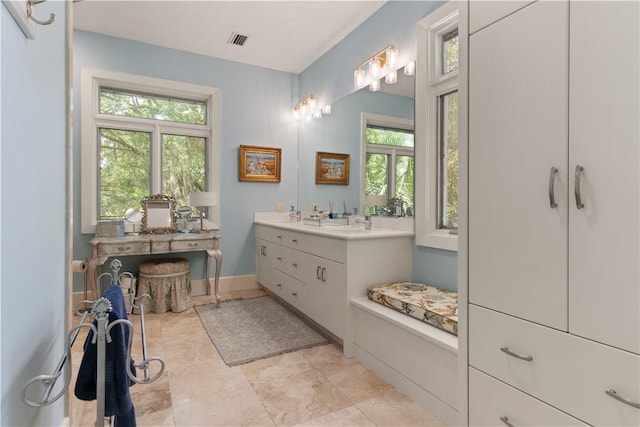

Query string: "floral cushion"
[[367, 282, 458, 336]]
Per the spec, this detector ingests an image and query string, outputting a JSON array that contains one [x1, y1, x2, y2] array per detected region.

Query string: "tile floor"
[[70, 289, 445, 426]]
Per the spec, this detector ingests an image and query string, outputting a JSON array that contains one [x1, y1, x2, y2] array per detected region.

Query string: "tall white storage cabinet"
[[467, 1, 639, 426]]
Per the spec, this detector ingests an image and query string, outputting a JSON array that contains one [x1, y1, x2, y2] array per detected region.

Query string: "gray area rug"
[[195, 296, 330, 366]]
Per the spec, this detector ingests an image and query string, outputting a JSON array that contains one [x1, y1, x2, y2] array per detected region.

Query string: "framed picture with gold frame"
[[239, 145, 282, 183], [315, 152, 350, 185]]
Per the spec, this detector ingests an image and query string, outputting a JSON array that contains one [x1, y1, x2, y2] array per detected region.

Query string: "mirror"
[[141, 194, 177, 234], [297, 70, 415, 214], [124, 207, 143, 234]]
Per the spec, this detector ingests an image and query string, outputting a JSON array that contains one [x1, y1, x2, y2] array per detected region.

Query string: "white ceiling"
[[73, 0, 387, 74]]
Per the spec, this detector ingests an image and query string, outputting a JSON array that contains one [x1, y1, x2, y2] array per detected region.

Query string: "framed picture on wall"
[[239, 145, 282, 182], [315, 152, 350, 185]]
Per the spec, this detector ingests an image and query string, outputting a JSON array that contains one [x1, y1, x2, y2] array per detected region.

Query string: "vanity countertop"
[[254, 213, 414, 241]]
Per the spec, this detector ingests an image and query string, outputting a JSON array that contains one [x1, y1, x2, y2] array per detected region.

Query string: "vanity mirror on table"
[[141, 194, 177, 234]]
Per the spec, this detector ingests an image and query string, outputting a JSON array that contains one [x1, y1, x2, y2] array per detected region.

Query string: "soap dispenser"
[[289, 206, 300, 222]]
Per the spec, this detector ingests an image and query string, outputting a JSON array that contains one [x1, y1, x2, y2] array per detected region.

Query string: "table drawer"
[[469, 367, 587, 426], [171, 239, 215, 252], [97, 241, 150, 257], [469, 304, 640, 426]]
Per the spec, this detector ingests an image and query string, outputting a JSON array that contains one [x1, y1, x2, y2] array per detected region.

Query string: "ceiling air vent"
[[228, 32, 249, 47]]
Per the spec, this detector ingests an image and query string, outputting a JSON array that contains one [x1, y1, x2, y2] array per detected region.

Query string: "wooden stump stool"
[[137, 258, 191, 313]]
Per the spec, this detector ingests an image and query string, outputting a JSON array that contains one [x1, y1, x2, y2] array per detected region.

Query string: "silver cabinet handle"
[[574, 165, 585, 209], [605, 389, 640, 409], [276, 235, 283, 240], [188, 242, 199, 247], [276, 283, 282, 288], [118, 245, 132, 251], [291, 239, 298, 244], [316, 266, 321, 280], [292, 292, 298, 296], [548, 167, 558, 208], [500, 416, 514, 427], [500, 347, 533, 361], [276, 256, 282, 261], [321, 267, 327, 282], [292, 262, 297, 268]]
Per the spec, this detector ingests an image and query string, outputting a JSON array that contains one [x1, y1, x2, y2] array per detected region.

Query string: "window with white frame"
[[361, 113, 414, 215], [415, 2, 459, 250], [80, 68, 221, 233]]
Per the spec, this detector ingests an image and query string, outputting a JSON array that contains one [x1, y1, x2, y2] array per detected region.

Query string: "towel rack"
[[21, 259, 164, 426]]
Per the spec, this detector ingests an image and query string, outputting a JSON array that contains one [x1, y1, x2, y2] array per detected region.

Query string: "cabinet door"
[[569, 1, 640, 354], [468, 1, 569, 330]]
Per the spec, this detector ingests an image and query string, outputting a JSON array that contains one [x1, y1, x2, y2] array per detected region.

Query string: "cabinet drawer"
[[254, 225, 345, 263], [469, 367, 587, 426], [171, 239, 215, 252], [97, 241, 150, 257], [470, 304, 640, 426]]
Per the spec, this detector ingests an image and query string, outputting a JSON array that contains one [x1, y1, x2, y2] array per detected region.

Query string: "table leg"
[[206, 249, 222, 307], [87, 256, 108, 300]]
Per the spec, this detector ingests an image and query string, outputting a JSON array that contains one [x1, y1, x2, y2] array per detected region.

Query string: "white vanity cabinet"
[[254, 222, 413, 353], [467, 0, 639, 425]]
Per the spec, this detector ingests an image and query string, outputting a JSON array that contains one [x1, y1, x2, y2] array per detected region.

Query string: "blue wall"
[[1, 1, 67, 424], [73, 32, 299, 283]]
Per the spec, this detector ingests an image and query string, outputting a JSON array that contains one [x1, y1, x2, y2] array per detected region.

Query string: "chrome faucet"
[[355, 214, 372, 230]]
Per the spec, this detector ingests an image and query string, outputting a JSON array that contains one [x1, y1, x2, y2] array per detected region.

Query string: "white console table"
[[88, 233, 222, 307]]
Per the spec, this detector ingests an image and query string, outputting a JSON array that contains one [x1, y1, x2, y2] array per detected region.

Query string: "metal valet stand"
[[21, 259, 164, 427]]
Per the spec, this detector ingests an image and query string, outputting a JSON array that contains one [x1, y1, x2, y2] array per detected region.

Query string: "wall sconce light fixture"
[[293, 95, 331, 121], [353, 44, 400, 91]]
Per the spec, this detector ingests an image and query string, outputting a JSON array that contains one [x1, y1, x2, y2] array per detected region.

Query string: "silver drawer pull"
[[188, 242, 199, 247], [574, 165, 585, 209], [277, 257, 282, 261], [605, 389, 640, 409], [291, 239, 298, 244], [321, 267, 326, 282], [500, 347, 533, 362], [316, 266, 321, 280], [292, 292, 298, 296], [118, 245, 132, 251], [277, 235, 283, 239], [276, 283, 282, 288], [500, 416, 514, 427], [292, 263, 298, 268], [548, 167, 558, 208]]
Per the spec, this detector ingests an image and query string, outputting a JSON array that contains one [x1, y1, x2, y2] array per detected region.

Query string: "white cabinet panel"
[[468, 0, 569, 330], [568, 0, 640, 355], [469, 0, 535, 35], [469, 305, 640, 426], [469, 368, 588, 427]]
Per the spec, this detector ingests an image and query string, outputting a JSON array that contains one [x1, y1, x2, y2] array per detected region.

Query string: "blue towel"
[[75, 284, 137, 427]]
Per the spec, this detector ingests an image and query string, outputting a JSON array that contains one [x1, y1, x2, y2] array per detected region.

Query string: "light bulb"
[[321, 105, 332, 115], [369, 58, 381, 79], [354, 68, 365, 88], [307, 96, 317, 111], [404, 61, 415, 76], [386, 47, 398, 68], [312, 110, 322, 119], [385, 70, 397, 84], [369, 79, 380, 92], [293, 107, 300, 120]]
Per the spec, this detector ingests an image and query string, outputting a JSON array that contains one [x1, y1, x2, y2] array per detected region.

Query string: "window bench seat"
[[350, 296, 458, 426]]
